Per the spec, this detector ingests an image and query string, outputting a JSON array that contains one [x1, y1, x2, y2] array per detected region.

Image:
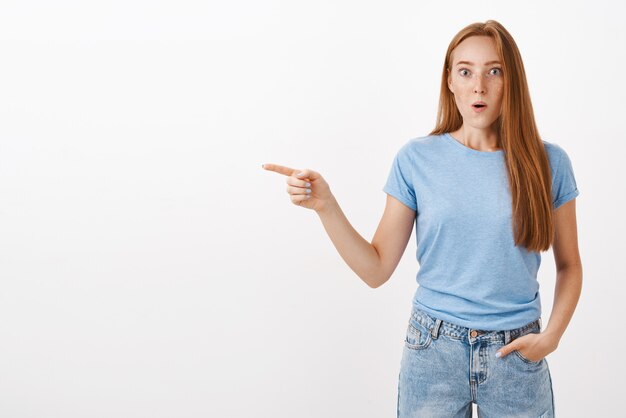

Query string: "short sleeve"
[[382, 143, 417, 211], [551, 145, 580, 209]]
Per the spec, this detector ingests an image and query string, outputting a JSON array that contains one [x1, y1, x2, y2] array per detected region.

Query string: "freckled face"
[[447, 36, 504, 130]]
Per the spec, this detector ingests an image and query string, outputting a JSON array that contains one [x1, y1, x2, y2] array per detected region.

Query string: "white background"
[[0, 1, 623, 417]]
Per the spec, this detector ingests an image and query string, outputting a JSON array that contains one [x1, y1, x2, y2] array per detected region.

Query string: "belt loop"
[[504, 329, 511, 345], [431, 319, 442, 339], [538, 317, 542, 330]]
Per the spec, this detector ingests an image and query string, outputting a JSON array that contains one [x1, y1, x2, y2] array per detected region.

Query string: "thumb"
[[294, 168, 319, 180]]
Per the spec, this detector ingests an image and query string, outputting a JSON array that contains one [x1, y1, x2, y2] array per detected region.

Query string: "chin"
[[465, 120, 498, 130]]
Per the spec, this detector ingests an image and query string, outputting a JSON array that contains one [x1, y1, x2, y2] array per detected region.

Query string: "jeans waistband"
[[410, 307, 542, 344]]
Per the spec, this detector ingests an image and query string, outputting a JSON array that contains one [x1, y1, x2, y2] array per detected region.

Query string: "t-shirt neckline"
[[442, 132, 504, 157]]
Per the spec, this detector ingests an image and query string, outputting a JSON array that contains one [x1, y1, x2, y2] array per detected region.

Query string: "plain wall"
[[0, 0, 623, 417]]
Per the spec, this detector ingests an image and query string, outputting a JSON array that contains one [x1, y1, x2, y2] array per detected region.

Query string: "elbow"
[[368, 281, 380, 289], [556, 262, 583, 277], [366, 274, 389, 289]]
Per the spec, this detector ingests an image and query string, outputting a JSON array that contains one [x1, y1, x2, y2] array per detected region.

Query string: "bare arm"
[[316, 193, 415, 288], [262, 163, 416, 288], [543, 198, 582, 346]]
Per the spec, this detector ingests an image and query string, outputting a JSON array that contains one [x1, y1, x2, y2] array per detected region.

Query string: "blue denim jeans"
[[397, 307, 555, 417]]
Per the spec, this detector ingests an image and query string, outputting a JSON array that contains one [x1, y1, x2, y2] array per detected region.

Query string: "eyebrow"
[[455, 60, 502, 66]]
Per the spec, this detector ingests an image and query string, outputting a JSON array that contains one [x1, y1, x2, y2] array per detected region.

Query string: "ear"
[[447, 68, 454, 94]]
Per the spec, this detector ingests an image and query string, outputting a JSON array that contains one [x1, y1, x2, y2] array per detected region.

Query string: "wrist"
[[316, 195, 339, 216], [541, 330, 561, 348]]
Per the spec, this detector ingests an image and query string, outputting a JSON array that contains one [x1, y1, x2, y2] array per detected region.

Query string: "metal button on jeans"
[[398, 308, 555, 417]]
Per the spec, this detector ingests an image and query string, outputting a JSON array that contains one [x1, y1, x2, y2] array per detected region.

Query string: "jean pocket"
[[512, 326, 543, 365], [404, 318, 432, 350], [513, 349, 543, 365]]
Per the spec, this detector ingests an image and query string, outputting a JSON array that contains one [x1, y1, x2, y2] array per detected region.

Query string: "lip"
[[471, 101, 488, 113]]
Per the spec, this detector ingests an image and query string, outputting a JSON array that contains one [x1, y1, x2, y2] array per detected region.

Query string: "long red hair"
[[429, 20, 555, 252]]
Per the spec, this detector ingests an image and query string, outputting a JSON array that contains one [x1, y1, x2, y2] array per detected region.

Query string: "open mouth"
[[471, 102, 488, 113]]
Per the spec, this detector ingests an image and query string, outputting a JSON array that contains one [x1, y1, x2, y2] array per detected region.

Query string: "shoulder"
[[541, 139, 571, 173], [396, 134, 444, 156]]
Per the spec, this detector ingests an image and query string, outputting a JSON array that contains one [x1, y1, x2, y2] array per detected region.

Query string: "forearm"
[[543, 264, 583, 345], [315, 196, 382, 288]]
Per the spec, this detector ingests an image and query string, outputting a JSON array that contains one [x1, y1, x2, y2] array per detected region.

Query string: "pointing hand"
[[261, 163, 335, 213]]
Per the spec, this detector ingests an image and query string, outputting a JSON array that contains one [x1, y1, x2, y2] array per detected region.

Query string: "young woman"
[[262, 19, 581, 418]]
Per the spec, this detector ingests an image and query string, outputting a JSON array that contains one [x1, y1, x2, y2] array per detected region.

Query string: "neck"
[[450, 126, 501, 151]]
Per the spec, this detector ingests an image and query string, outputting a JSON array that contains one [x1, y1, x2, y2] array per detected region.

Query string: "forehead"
[[451, 36, 500, 65]]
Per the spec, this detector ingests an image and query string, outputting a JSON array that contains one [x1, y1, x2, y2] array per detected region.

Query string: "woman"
[[262, 19, 580, 418]]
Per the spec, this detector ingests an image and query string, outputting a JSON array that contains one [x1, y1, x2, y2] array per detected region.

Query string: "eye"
[[490, 68, 502, 76], [459, 68, 470, 77]]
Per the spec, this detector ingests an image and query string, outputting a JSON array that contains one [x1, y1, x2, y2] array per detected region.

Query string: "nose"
[[473, 74, 486, 94]]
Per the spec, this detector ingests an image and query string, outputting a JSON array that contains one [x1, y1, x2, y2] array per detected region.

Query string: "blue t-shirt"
[[383, 132, 580, 330]]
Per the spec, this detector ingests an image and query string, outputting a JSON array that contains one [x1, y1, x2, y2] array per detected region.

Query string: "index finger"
[[261, 163, 298, 177]]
